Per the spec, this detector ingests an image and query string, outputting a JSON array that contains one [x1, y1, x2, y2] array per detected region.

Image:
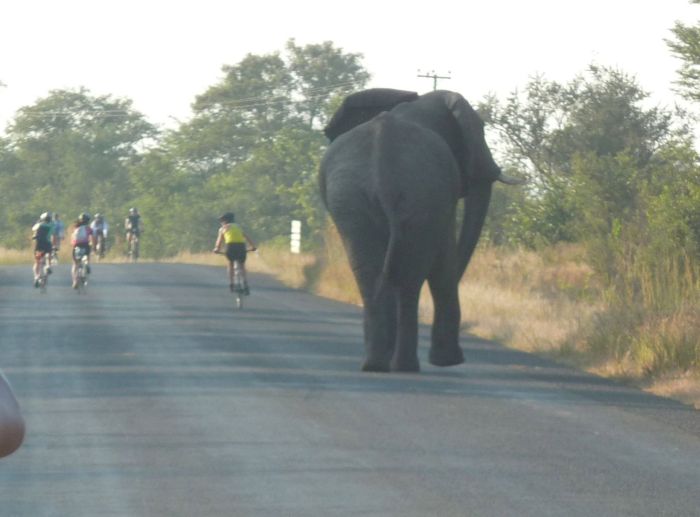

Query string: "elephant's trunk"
[[456, 181, 493, 279]]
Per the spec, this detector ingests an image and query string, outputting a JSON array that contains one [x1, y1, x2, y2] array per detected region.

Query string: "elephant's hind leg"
[[427, 269, 464, 367], [361, 287, 397, 372], [348, 246, 397, 372], [390, 285, 421, 372]]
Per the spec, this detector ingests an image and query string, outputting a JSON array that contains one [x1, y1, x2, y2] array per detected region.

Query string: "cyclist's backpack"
[[72, 225, 89, 244]]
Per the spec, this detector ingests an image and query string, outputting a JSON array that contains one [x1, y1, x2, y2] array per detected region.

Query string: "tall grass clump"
[[587, 246, 700, 378], [453, 244, 600, 354]]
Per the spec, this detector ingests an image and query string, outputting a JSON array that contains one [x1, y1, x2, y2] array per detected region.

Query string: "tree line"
[[0, 39, 368, 257], [1, 25, 699, 277]]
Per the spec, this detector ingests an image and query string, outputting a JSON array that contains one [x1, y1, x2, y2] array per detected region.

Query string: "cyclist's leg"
[[228, 259, 236, 289], [85, 246, 91, 273], [71, 248, 79, 287], [33, 252, 41, 281], [240, 262, 248, 285], [238, 248, 250, 292], [33, 253, 43, 287], [224, 245, 236, 288]]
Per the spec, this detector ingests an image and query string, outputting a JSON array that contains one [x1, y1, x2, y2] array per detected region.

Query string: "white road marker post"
[[290, 220, 302, 254]]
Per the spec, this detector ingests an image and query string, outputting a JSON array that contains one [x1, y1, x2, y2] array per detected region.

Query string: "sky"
[[1, 0, 698, 134]]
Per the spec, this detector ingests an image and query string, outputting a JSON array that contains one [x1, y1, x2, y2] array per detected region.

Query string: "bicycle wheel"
[[96, 235, 105, 260], [79, 268, 87, 293], [75, 262, 87, 294], [232, 264, 244, 310], [39, 265, 48, 294], [128, 238, 136, 262]]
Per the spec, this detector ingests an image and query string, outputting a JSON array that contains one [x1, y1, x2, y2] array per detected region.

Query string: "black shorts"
[[34, 242, 52, 255], [225, 243, 246, 263]]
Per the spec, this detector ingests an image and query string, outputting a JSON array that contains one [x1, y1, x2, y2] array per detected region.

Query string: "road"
[[1, 262, 699, 517]]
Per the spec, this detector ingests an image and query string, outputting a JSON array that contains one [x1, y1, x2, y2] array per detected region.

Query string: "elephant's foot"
[[429, 346, 464, 367], [390, 355, 420, 373], [362, 357, 391, 372]]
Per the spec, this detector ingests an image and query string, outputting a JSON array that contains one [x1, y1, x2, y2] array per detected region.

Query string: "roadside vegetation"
[[2, 9, 700, 408]]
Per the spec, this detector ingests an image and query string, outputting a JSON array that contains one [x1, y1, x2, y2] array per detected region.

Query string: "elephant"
[[319, 88, 520, 372]]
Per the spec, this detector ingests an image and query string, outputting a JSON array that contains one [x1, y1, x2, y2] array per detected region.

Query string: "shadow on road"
[[3, 264, 698, 439]]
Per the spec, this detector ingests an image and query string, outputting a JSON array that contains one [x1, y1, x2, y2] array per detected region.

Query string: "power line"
[[13, 80, 364, 119], [417, 69, 451, 91]]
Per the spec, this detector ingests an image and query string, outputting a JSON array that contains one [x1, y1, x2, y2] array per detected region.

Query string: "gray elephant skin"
[[320, 88, 516, 372]]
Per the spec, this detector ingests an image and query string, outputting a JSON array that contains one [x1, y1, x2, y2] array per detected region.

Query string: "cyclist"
[[52, 213, 65, 257], [31, 212, 54, 287], [91, 213, 109, 256], [124, 207, 141, 255], [213, 212, 256, 294], [71, 213, 94, 289]]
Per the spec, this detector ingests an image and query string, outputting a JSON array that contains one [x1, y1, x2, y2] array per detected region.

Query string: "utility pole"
[[417, 69, 451, 90]]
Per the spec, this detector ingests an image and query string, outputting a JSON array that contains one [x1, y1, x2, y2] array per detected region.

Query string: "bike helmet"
[[40, 212, 51, 222], [78, 212, 91, 224], [129, 207, 137, 214], [218, 212, 234, 223], [94, 213, 103, 220]]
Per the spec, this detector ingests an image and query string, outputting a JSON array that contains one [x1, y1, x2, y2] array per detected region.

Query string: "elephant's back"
[[323, 112, 459, 180], [321, 113, 460, 221]]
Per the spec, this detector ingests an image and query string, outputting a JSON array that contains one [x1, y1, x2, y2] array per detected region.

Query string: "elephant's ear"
[[435, 90, 522, 189], [440, 92, 480, 171], [324, 88, 419, 141]]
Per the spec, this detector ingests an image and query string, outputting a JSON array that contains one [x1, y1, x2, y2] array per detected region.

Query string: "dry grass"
[[641, 372, 700, 410], [164, 247, 317, 290], [314, 225, 361, 305], [244, 247, 317, 290], [447, 245, 599, 354], [0, 247, 32, 265]]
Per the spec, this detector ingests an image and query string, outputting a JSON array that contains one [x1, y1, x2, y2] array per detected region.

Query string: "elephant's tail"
[[372, 114, 404, 299], [383, 215, 401, 279], [373, 215, 401, 302]]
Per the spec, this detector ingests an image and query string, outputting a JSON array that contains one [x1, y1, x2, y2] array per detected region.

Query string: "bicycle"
[[214, 250, 252, 310], [94, 232, 106, 260], [126, 231, 140, 262], [35, 253, 50, 294], [72, 247, 89, 294], [231, 260, 246, 309]]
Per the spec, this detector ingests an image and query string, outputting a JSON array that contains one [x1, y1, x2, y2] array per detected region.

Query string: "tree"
[[0, 88, 156, 247], [285, 39, 370, 129], [156, 40, 369, 250], [483, 65, 680, 247], [667, 0, 700, 102]]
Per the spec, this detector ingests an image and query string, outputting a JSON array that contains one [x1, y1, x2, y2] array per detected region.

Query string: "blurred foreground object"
[[0, 371, 24, 458]]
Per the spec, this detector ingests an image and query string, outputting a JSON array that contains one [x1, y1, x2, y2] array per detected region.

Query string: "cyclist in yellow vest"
[[213, 212, 257, 294]]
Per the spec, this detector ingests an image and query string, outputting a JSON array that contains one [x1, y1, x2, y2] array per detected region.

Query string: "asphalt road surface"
[[1, 262, 700, 517]]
